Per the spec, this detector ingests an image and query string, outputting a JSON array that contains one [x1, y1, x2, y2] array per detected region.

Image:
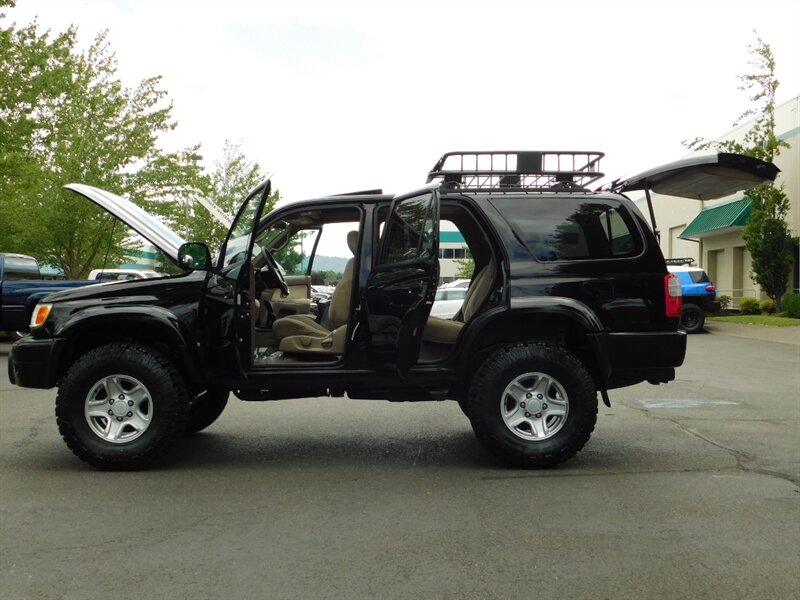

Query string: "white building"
[[438, 230, 469, 283], [642, 95, 799, 306]]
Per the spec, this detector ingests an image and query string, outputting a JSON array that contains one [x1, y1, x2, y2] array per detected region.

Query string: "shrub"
[[781, 292, 800, 318], [718, 294, 732, 310], [738, 297, 760, 315], [759, 299, 775, 314]]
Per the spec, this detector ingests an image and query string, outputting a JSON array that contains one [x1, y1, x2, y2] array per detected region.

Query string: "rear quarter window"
[[489, 197, 643, 261]]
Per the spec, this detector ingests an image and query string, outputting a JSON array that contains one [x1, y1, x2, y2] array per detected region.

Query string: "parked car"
[[431, 287, 467, 319], [8, 151, 778, 470], [440, 278, 470, 290], [667, 264, 721, 333], [0, 254, 97, 340], [88, 268, 161, 282]]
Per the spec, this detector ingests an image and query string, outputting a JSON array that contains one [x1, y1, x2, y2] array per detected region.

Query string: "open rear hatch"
[[611, 152, 780, 238]]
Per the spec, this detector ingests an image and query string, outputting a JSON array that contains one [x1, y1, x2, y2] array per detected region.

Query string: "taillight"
[[705, 285, 715, 292], [664, 274, 682, 318]]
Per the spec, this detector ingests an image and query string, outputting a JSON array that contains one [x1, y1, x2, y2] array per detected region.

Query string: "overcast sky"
[[7, 0, 800, 212]]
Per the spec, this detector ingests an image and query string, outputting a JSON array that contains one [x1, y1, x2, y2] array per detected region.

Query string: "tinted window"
[[380, 192, 435, 265], [689, 270, 710, 283], [490, 198, 642, 261]]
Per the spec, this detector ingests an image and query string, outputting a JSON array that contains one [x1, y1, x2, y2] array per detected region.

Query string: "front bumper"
[[8, 337, 66, 389]]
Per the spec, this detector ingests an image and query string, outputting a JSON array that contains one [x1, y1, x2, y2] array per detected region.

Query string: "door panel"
[[364, 185, 440, 374]]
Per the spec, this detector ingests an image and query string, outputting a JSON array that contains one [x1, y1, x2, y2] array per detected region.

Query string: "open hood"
[[613, 152, 780, 200], [65, 184, 187, 263]]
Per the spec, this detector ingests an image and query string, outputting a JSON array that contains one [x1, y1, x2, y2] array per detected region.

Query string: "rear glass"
[[689, 271, 710, 283], [490, 198, 642, 261]]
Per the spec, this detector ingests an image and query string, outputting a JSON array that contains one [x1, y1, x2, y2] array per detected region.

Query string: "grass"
[[708, 314, 800, 327]]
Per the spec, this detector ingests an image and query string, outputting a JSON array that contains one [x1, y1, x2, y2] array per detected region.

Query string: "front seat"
[[272, 230, 358, 355], [422, 256, 496, 347]]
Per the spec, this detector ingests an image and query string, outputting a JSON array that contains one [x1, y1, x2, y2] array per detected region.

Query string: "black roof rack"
[[427, 151, 605, 192]]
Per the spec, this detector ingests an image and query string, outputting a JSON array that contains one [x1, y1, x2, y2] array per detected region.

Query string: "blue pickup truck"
[[0, 254, 97, 340]]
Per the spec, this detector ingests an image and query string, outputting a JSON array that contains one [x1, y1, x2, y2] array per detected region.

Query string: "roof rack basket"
[[427, 151, 604, 191]]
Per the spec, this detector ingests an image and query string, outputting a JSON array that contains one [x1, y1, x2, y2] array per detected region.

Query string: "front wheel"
[[55, 344, 190, 470], [468, 343, 597, 468], [679, 304, 705, 334], [185, 387, 229, 434]]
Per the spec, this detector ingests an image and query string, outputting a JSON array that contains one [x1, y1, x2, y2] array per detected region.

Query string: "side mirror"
[[178, 242, 212, 271]]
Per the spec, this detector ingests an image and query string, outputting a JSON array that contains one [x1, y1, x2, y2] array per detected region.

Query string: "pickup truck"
[[0, 254, 97, 340]]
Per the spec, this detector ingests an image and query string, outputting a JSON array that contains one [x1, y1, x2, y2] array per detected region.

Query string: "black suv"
[[8, 151, 778, 470]]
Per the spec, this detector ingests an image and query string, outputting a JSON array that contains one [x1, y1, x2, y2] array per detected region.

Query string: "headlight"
[[30, 303, 53, 328]]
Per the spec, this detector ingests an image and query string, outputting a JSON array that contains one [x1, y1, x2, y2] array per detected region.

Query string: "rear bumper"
[[702, 299, 721, 314], [592, 330, 687, 388], [8, 337, 65, 389]]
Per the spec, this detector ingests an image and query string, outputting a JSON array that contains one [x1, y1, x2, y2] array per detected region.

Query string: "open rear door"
[[364, 185, 440, 375]]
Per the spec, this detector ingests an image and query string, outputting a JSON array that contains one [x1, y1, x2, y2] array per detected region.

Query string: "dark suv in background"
[[8, 150, 778, 469]]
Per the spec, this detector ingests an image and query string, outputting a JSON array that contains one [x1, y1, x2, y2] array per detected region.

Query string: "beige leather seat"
[[423, 257, 496, 346], [272, 230, 358, 355]]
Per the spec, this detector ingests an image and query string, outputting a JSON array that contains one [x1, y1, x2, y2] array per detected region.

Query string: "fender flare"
[[458, 296, 611, 386], [55, 305, 204, 382]]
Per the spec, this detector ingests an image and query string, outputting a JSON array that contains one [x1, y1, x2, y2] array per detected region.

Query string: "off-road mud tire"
[[55, 343, 190, 470], [468, 343, 597, 468]]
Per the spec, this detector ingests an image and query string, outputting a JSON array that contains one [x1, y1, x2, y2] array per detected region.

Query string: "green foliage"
[[311, 270, 341, 285], [759, 299, 775, 314], [718, 294, 732, 310], [741, 184, 793, 312], [0, 18, 216, 277], [683, 34, 792, 312], [738, 297, 760, 315], [454, 247, 474, 279], [781, 293, 800, 318], [182, 140, 272, 256]]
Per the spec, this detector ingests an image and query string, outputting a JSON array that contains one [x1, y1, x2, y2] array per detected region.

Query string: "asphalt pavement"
[[0, 326, 798, 600]]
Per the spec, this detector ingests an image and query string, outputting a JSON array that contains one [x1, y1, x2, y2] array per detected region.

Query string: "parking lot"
[[1, 325, 798, 600]]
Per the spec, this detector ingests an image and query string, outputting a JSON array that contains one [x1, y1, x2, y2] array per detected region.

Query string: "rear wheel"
[[468, 343, 597, 468], [680, 304, 705, 333], [55, 343, 190, 469]]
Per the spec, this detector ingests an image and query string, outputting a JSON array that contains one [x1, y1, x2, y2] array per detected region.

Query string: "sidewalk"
[[704, 319, 800, 346]]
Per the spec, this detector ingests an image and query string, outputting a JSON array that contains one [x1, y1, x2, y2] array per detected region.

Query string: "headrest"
[[347, 231, 358, 255]]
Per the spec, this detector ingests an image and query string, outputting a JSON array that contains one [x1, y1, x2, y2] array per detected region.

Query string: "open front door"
[[364, 185, 440, 375], [203, 179, 272, 377]]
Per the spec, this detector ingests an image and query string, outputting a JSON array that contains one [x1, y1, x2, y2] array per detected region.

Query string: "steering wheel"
[[260, 247, 289, 296]]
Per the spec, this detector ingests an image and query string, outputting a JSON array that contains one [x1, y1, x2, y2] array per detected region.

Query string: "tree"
[[454, 247, 474, 279], [1, 17, 207, 277], [185, 140, 277, 256], [684, 34, 793, 311]]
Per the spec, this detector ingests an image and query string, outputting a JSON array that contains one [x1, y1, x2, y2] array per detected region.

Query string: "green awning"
[[678, 197, 751, 240]]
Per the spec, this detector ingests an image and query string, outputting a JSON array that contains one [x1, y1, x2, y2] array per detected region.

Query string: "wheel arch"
[[53, 308, 204, 386], [455, 299, 608, 395]]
